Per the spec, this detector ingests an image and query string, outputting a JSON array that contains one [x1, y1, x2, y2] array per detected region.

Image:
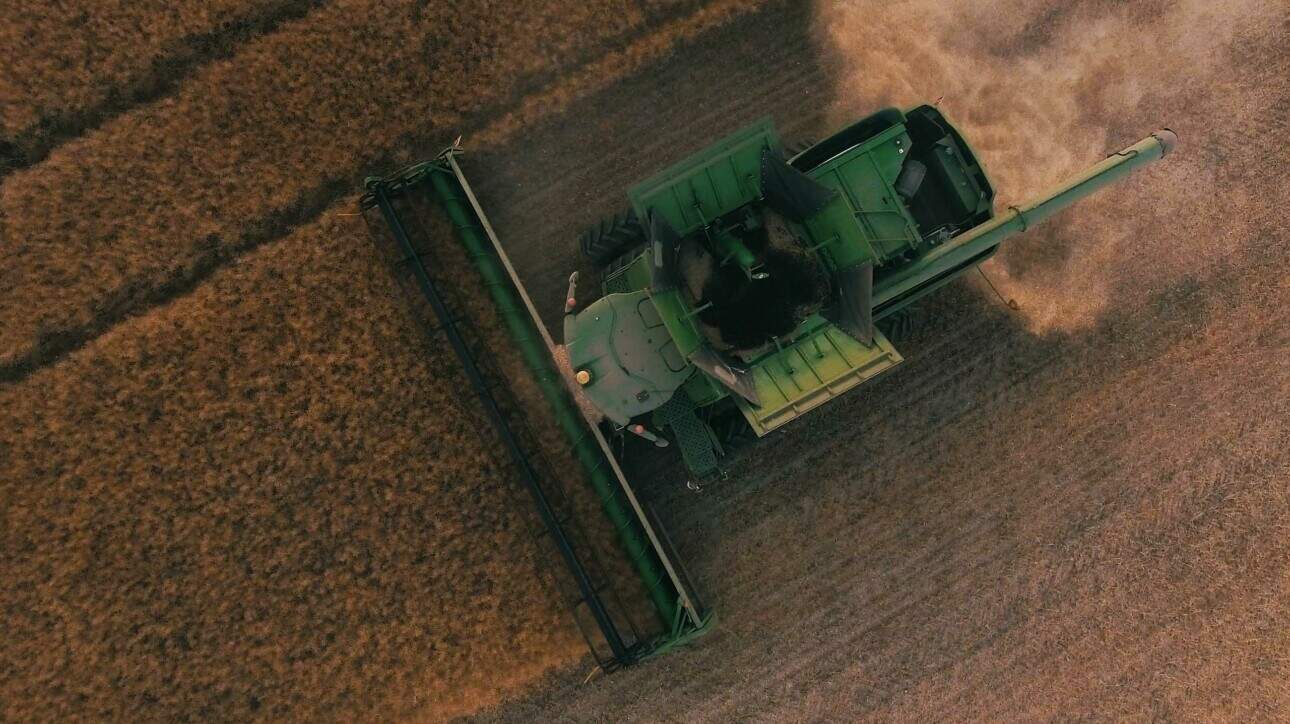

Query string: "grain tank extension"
[[565, 105, 1176, 480]]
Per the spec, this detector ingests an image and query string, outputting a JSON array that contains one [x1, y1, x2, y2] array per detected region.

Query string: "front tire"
[[580, 209, 645, 267]]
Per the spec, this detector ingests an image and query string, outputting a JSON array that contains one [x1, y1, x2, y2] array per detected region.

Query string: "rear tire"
[[878, 306, 917, 342], [580, 210, 645, 267]]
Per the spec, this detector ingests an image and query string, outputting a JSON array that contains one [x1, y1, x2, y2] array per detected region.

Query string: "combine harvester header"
[[360, 149, 709, 670], [362, 105, 1174, 668]]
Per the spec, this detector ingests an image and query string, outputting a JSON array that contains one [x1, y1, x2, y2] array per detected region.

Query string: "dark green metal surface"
[[805, 121, 920, 269], [564, 104, 1175, 481], [653, 392, 722, 479], [627, 118, 778, 234], [562, 290, 693, 427], [422, 167, 680, 627]]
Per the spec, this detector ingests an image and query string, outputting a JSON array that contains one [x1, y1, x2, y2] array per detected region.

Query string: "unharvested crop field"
[[0, 0, 311, 168], [2, 0, 1287, 721]]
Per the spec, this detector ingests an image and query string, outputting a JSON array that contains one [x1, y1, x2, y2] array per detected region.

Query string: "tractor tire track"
[[0, 0, 329, 180]]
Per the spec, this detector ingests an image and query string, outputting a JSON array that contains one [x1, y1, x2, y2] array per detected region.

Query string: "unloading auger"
[[564, 106, 1175, 482]]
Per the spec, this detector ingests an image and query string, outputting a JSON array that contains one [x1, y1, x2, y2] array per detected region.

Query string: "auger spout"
[[874, 129, 1177, 310]]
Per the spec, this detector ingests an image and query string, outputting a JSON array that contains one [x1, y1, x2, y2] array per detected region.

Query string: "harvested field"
[[2, 0, 1288, 721], [474, 1, 1290, 720]]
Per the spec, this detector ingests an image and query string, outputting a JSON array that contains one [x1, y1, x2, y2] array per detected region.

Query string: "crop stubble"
[[478, 0, 1289, 720]]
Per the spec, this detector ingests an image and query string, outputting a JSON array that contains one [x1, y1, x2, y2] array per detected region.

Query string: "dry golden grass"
[[0, 0, 656, 376], [0, 208, 590, 722], [0, 0, 292, 143]]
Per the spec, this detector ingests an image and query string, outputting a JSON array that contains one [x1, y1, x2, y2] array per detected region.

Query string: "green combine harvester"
[[565, 106, 1175, 481], [362, 104, 1173, 668]]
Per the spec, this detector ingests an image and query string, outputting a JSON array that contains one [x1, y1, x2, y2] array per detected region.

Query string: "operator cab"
[[791, 105, 994, 245]]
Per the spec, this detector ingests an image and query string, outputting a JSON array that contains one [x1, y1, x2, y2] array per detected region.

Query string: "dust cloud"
[[815, 0, 1279, 332]]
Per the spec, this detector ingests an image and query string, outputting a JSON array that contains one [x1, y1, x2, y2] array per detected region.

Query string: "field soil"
[[2, 0, 1287, 721]]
